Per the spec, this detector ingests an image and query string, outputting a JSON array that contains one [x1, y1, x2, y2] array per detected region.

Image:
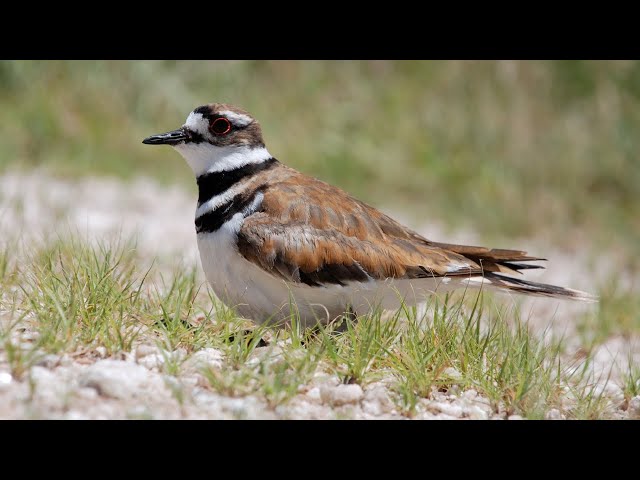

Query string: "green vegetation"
[[1, 61, 638, 255], [577, 279, 640, 346]]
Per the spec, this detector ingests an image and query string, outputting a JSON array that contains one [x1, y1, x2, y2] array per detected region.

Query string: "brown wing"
[[237, 164, 543, 285]]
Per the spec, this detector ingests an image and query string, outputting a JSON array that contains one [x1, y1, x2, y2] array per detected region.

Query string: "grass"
[[319, 310, 401, 386], [621, 358, 640, 405], [577, 278, 640, 346], [1, 60, 639, 257], [0, 237, 633, 419]]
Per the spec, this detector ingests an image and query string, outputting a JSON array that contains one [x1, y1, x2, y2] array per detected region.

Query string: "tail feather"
[[482, 272, 598, 303], [423, 240, 597, 303], [498, 262, 545, 273]]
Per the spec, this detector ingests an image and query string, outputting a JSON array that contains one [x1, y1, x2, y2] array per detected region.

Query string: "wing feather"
[[235, 164, 544, 286]]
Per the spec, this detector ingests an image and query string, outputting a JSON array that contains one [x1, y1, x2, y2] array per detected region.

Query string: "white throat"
[[173, 143, 272, 177]]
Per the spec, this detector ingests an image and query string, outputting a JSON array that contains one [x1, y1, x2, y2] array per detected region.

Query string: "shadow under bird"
[[143, 103, 596, 327]]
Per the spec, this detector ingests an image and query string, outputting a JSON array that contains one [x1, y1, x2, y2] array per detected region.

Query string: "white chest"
[[195, 215, 358, 326], [196, 217, 299, 324]]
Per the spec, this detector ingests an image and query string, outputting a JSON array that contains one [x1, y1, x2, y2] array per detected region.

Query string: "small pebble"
[[462, 389, 478, 400], [0, 371, 12, 390], [79, 359, 159, 400], [361, 386, 394, 416], [183, 348, 224, 372], [276, 400, 331, 420], [443, 367, 462, 380], [429, 402, 463, 418], [320, 384, 363, 406], [75, 387, 99, 400], [59, 354, 73, 367], [628, 396, 640, 419], [135, 344, 159, 359], [431, 414, 459, 420], [467, 405, 489, 420], [64, 411, 90, 420], [35, 354, 61, 369], [544, 408, 566, 420], [137, 354, 165, 370], [362, 400, 383, 416], [305, 387, 321, 402]]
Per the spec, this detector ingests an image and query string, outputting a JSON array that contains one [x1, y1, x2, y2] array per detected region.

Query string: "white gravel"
[[79, 360, 165, 400], [0, 170, 199, 264], [628, 397, 640, 419], [182, 348, 225, 373], [320, 384, 364, 407], [544, 408, 565, 420]]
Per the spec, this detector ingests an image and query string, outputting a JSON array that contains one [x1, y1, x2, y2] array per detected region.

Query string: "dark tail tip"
[[484, 273, 598, 303]]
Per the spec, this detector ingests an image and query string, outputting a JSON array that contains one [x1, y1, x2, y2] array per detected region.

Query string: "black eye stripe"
[[186, 130, 205, 143]]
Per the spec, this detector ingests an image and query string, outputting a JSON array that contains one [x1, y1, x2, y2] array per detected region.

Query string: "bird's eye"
[[210, 117, 232, 135]]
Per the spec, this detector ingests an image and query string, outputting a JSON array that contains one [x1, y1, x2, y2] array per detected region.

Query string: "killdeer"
[[143, 103, 596, 327]]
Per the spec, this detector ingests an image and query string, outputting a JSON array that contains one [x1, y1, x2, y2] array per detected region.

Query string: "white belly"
[[197, 227, 457, 328]]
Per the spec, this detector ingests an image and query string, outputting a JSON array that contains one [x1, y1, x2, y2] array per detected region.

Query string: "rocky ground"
[[0, 346, 518, 420], [1, 171, 638, 419]]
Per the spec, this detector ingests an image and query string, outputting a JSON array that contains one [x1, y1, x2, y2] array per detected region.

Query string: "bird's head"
[[143, 103, 269, 177]]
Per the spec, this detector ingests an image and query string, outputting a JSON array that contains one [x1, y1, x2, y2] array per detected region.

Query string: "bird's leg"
[[329, 304, 359, 333]]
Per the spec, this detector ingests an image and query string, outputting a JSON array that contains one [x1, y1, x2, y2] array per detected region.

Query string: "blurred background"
[[1, 60, 638, 260]]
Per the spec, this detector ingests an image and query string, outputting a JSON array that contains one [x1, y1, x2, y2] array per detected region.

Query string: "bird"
[[143, 103, 596, 327]]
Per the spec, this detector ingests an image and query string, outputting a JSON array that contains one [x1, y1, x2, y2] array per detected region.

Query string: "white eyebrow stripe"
[[184, 112, 209, 135], [220, 110, 253, 127]]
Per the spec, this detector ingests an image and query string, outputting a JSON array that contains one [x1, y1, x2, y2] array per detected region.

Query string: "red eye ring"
[[210, 117, 232, 135]]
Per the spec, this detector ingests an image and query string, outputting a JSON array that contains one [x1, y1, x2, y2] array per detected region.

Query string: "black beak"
[[142, 128, 187, 145]]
